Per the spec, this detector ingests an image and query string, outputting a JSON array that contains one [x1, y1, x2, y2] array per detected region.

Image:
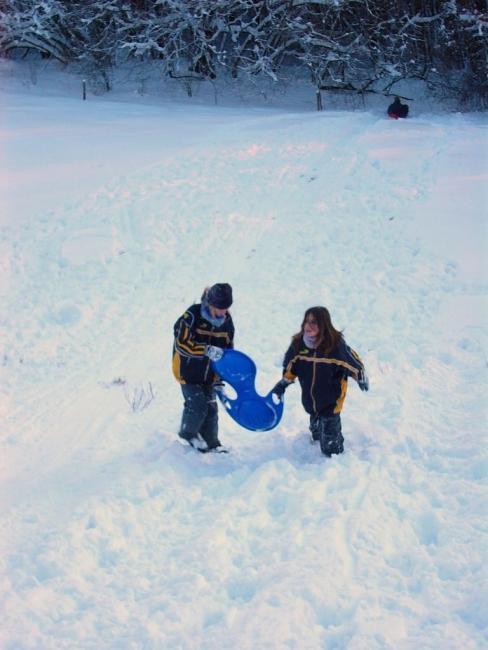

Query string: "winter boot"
[[317, 414, 344, 457], [309, 416, 320, 443]]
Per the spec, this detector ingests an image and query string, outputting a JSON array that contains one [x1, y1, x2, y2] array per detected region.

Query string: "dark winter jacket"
[[173, 303, 234, 385], [282, 336, 364, 416], [387, 98, 409, 119]]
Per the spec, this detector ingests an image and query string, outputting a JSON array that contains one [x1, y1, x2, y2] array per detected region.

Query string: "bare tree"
[[1, 0, 486, 106]]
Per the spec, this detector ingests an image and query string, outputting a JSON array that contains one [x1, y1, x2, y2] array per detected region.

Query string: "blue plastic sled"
[[211, 349, 283, 432]]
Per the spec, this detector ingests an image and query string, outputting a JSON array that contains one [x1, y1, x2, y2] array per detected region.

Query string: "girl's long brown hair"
[[291, 306, 342, 354]]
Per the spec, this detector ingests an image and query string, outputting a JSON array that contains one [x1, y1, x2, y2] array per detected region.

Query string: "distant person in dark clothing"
[[387, 96, 409, 119]]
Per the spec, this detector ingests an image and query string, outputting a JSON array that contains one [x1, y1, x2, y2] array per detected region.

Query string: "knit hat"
[[207, 283, 233, 309]]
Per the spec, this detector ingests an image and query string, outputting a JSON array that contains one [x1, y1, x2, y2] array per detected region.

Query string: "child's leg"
[[198, 387, 220, 449], [309, 415, 320, 442], [179, 384, 211, 442], [318, 414, 344, 457]]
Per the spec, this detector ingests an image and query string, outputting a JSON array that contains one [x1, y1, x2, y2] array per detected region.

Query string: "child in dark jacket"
[[272, 306, 368, 457], [173, 283, 234, 453]]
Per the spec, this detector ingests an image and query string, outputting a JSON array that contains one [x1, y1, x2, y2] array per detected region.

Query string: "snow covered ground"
[[1, 65, 487, 649]]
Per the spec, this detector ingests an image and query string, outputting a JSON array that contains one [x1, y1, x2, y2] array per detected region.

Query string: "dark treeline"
[[0, 1, 486, 107]]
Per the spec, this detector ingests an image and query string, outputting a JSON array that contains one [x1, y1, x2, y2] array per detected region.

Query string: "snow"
[[1, 63, 487, 649]]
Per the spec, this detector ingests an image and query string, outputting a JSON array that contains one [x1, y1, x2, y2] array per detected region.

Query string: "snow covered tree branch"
[[0, 0, 486, 106]]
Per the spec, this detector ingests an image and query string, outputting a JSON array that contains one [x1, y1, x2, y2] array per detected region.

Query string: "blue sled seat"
[[211, 349, 283, 432]]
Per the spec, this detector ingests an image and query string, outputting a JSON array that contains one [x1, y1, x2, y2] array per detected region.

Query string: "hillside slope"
[[1, 87, 486, 649]]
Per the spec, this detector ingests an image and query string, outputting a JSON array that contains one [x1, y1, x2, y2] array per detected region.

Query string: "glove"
[[213, 380, 225, 393], [205, 345, 224, 361], [271, 378, 291, 398], [357, 370, 369, 392]]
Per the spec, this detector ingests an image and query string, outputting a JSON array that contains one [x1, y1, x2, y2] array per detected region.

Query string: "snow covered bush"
[[0, 0, 486, 107]]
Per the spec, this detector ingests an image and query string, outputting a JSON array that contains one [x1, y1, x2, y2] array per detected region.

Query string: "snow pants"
[[179, 384, 220, 449], [310, 413, 344, 457]]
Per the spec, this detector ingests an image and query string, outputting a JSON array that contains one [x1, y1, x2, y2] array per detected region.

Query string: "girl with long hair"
[[272, 306, 368, 457]]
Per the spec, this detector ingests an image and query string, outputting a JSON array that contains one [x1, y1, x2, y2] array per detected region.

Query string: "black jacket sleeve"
[[335, 338, 365, 380], [283, 343, 298, 382], [173, 309, 206, 359]]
